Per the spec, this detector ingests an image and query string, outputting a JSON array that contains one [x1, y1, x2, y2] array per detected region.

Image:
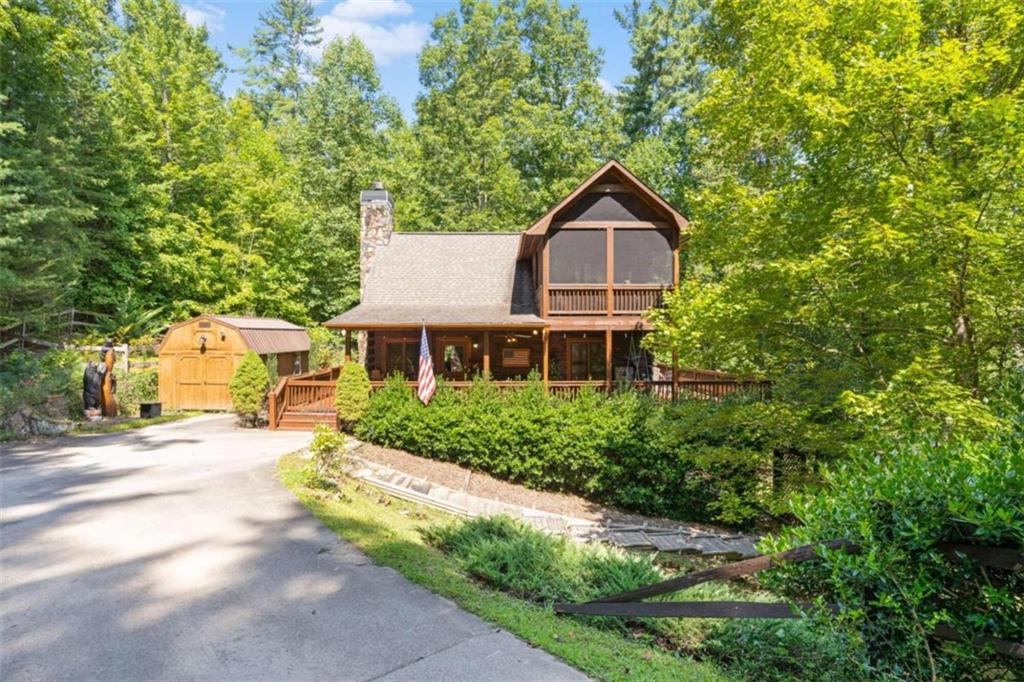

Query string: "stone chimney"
[[359, 180, 394, 296], [357, 181, 393, 366]]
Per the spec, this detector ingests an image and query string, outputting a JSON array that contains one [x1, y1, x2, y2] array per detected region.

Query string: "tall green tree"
[[96, 0, 229, 319], [615, 0, 705, 212], [204, 98, 308, 321], [296, 36, 401, 319], [645, 0, 1024, 405], [409, 0, 620, 232], [0, 0, 109, 319], [233, 0, 321, 124]]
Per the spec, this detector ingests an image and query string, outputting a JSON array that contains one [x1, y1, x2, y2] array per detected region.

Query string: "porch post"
[[605, 329, 613, 392], [483, 330, 491, 377], [344, 329, 352, 363], [671, 350, 679, 401], [542, 329, 549, 386]]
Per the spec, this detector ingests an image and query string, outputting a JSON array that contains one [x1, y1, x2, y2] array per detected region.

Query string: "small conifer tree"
[[229, 350, 269, 426], [335, 362, 370, 431]]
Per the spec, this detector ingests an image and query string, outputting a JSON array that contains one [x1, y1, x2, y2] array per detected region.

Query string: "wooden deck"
[[268, 366, 770, 431]]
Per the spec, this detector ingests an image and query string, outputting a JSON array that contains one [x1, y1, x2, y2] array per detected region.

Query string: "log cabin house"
[[269, 161, 764, 430]]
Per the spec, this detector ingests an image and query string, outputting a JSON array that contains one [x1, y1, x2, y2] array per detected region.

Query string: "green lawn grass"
[[277, 453, 732, 682]]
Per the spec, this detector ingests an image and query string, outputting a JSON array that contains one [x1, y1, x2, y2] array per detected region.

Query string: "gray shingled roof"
[[325, 233, 543, 328]]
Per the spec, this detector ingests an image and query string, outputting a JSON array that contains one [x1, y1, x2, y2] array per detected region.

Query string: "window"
[[548, 229, 606, 284], [614, 229, 673, 284], [437, 337, 471, 380], [567, 338, 606, 380], [385, 340, 417, 379]]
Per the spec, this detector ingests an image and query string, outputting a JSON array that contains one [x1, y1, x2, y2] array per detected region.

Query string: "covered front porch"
[[332, 322, 663, 389], [267, 327, 770, 430]]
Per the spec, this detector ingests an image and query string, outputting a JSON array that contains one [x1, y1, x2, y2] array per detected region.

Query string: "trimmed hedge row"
[[355, 375, 838, 526]]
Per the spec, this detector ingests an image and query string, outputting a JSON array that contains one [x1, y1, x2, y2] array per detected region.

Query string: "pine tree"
[[0, 0, 109, 319], [297, 36, 402, 320], [233, 0, 322, 123]]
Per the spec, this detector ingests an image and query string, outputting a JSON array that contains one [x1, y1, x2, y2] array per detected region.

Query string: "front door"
[[437, 336, 471, 380], [567, 338, 606, 381]]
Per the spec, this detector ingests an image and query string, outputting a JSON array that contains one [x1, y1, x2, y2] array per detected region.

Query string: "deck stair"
[[276, 409, 336, 430], [268, 366, 340, 431]]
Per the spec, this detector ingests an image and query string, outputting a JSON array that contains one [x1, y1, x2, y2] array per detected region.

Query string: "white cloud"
[[598, 77, 617, 95], [329, 0, 413, 20], [314, 0, 427, 64], [182, 1, 226, 33]]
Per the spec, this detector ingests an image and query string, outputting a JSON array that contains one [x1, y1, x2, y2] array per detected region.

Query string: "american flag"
[[417, 324, 436, 405]]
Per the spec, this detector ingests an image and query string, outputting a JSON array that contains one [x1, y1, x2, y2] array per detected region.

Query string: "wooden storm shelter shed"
[[158, 315, 310, 411], [325, 160, 686, 388]]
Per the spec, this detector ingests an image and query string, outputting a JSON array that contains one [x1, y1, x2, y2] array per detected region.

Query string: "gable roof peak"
[[517, 159, 688, 258]]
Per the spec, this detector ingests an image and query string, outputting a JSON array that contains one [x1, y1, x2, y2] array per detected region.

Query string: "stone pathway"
[[342, 442, 760, 559]]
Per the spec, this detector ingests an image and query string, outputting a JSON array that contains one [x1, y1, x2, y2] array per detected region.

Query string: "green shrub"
[[760, 427, 1024, 680], [334, 362, 370, 430], [0, 349, 81, 433], [701, 619, 870, 682], [422, 515, 662, 605], [310, 423, 346, 475], [424, 515, 867, 679], [357, 374, 835, 526], [117, 369, 158, 417], [228, 350, 268, 426]]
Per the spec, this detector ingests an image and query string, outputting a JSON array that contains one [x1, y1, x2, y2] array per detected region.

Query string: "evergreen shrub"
[[334, 361, 370, 430], [356, 373, 834, 526], [228, 350, 268, 426], [117, 369, 157, 417]]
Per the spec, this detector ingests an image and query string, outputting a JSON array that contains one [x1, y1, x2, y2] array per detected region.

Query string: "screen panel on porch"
[[613, 228, 673, 284], [548, 229, 606, 284]]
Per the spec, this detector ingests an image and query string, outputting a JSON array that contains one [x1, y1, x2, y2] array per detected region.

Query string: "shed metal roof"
[[325, 233, 543, 329], [208, 316, 310, 354], [159, 315, 310, 355]]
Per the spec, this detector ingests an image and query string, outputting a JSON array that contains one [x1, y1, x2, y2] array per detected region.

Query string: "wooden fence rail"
[[553, 539, 1024, 659]]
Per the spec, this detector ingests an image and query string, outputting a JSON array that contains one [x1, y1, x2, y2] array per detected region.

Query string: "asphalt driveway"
[[0, 415, 585, 681]]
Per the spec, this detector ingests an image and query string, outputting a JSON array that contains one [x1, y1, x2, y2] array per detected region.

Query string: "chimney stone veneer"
[[358, 181, 394, 364]]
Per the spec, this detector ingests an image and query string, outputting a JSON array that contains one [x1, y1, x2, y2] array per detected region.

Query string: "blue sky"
[[185, 0, 633, 120]]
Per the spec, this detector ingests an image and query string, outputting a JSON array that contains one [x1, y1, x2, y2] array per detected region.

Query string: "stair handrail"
[[268, 376, 289, 430]]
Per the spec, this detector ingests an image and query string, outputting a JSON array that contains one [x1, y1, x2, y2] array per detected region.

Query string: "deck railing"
[[547, 286, 606, 314], [547, 285, 669, 315], [270, 372, 771, 429], [268, 366, 340, 429]]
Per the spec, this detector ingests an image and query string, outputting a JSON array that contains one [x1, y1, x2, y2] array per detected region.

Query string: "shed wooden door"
[[203, 356, 232, 408], [174, 353, 235, 410]]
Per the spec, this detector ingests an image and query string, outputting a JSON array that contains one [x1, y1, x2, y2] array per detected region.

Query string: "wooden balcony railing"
[[547, 285, 669, 315], [613, 286, 667, 314], [547, 286, 607, 314]]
